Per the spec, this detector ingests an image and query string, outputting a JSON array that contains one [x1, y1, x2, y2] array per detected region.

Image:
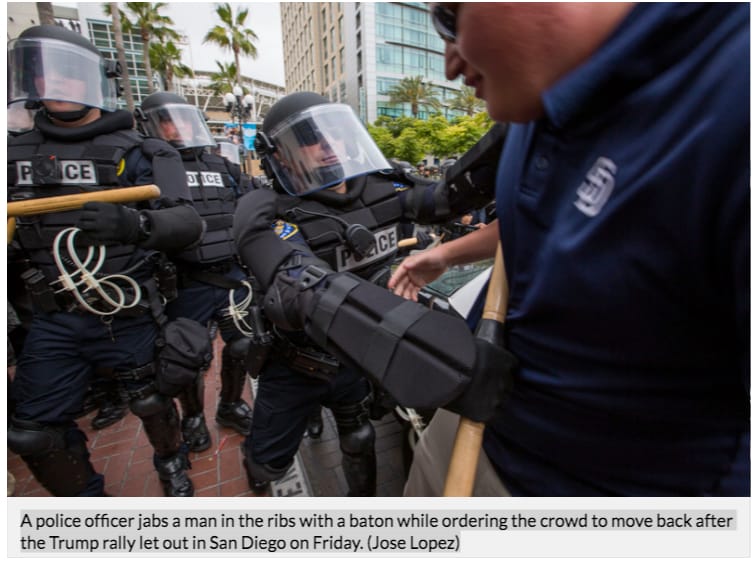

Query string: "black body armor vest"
[[278, 174, 404, 283], [8, 126, 154, 283], [175, 151, 237, 266]]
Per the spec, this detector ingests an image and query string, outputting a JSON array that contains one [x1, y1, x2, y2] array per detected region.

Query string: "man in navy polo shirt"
[[392, 3, 749, 496]]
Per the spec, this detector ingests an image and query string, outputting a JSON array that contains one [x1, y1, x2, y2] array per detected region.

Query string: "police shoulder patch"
[[117, 158, 126, 176], [393, 182, 410, 192], [273, 219, 299, 240]]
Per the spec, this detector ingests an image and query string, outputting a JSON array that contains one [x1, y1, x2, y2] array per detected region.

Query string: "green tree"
[[150, 41, 193, 92], [372, 115, 417, 138], [204, 3, 259, 87], [208, 60, 239, 96], [107, 2, 179, 94], [391, 127, 426, 165], [108, 2, 135, 111], [366, 124, 396, 159], [415, 115, 452, 158], [386, 76, 442, 118], [449, 85, 486, 116]]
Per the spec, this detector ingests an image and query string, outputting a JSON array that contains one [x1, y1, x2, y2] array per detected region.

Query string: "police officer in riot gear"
[[137, 92, 255, 449], [233, 93, 515, 492], [236, 92, 424, 496], [7, 25, 203, 497]]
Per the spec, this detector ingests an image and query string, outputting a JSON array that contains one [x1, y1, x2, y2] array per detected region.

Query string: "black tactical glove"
[[444, 338, 517, 423], [76, 202, 142, 244], [415, 229, 434, 250]]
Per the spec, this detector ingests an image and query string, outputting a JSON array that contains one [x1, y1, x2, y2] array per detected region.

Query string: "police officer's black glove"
[[415, 229, 433, 250], [76, 202, 141, 244], [444, 338, 517, 423]]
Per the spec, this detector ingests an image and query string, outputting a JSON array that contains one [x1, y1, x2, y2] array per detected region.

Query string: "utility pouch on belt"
[[21, 268, 59, 313], [276, 338, 340, 382], [155, 318, 213, 396], [245, 305, 273, 379]]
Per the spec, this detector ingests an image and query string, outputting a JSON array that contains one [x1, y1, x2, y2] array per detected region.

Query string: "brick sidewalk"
[[7, 337, 408, 498]]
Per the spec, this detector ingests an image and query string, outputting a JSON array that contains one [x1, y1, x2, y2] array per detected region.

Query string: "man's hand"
[[388, 245, 449, 301], [76, 202, 141, 244]]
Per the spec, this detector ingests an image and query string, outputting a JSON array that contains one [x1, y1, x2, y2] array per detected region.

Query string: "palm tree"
[[204, 3, 259, 87], [109, 2, 135, 111], [449, 85, 486, 116], [150, 41, 193, 92], [208, 60, 239, 96], [107, 3, 180, 94], [36, 2, 55, 24], [386, 76, 441, 118]]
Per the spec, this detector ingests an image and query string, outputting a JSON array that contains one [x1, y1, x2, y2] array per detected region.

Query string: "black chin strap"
[[46, 106, 93, 122]]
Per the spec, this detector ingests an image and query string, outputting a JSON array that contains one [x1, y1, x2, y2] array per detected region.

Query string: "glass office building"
[[281, 2, 464, 124]]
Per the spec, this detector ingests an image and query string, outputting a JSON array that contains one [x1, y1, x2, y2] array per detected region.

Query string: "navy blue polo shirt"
[[486, 3, 749, 496]]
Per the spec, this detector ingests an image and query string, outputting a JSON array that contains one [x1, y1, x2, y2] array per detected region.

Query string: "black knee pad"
[[7, 417, 66, 456], [129, 389, 171, 418], [330, 396, 371, 432], [223, 336, 251, 361]]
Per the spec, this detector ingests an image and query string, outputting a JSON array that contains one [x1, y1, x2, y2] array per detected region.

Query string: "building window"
[[331, 57, 336, 81], [323, 36, 327, 57]]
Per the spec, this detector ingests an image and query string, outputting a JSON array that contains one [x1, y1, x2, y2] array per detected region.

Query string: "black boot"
[[131, 390, 194, 497], [153, 448, 193, 497], [241, 441, 290, 493], [178, 376, 211, 452], [305, 406, 324, 439], [332, 399, 377, 497], [91, 382, 128, 430], [181, 413, 211, 453], [216, 343, 253, 434]]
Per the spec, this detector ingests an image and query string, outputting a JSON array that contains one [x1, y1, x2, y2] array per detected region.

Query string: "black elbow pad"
[[140, 204, 203, 252]]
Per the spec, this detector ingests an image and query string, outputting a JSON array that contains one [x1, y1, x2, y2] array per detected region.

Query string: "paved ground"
[[7, 336, 408, 498]]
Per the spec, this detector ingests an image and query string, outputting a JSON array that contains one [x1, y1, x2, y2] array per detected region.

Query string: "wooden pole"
[[8, 184, 161, 218], [7, 185, 161, 244], [443, 244, 508, 496]]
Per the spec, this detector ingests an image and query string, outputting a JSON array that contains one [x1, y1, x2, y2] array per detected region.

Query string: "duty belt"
[[272, 336, 340, 381]]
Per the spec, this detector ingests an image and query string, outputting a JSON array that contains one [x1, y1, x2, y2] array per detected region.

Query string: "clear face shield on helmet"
[[263, 104, 390, 196], [141, 103, 216, 149], [7, 36, 119, 111]]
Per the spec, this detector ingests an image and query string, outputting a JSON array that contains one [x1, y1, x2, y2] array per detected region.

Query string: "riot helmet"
[[8, 25, 121, 120], [137, 92, 216, 149], [255, 92, 390, 196]]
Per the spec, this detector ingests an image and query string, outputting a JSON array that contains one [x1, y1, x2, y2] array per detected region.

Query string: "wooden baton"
[[443, 244, 508, 496], [7, 184, 161, 243]]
